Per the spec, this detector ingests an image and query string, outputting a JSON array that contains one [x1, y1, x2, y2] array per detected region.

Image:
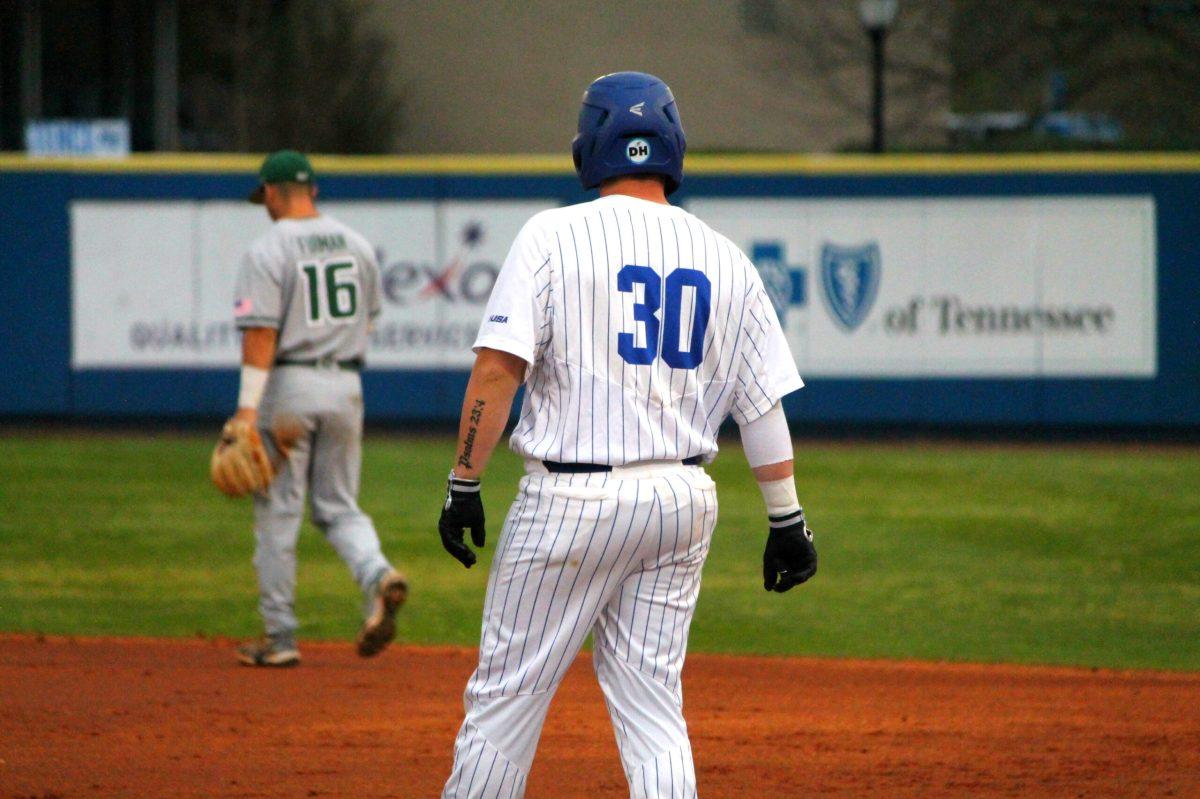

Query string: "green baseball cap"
[[248, 150, 315, 203]]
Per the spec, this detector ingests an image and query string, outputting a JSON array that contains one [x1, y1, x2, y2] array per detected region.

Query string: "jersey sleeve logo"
[[488, 314, 509, 324], [234, 298, 254, 318]]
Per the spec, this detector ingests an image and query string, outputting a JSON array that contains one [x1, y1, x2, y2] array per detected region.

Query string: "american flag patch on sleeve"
[[234, 298, 254, 317]]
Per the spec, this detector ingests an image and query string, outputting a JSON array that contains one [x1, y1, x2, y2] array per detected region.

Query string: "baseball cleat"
[[236, 633, 301, 667], [356, 569, 408, 657]]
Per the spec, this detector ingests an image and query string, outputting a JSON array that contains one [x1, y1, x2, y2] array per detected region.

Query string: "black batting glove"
[[439, 473, 486, 568], [763, 508, 817, 593]]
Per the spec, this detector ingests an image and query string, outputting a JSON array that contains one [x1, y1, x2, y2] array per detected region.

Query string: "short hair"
[[599, 173, 668, 188], [270, 181, 316, 199]]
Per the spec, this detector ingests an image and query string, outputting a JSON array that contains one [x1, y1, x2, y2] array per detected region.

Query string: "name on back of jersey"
[[298, 232, 348, 255]]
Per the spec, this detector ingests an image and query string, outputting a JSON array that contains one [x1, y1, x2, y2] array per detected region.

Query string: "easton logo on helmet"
[[627, 138, 650, 164]]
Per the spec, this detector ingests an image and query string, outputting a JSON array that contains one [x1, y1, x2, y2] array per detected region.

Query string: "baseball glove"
[[210, 418, 293, 497]]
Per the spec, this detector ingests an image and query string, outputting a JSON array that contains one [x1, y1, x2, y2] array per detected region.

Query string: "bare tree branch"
[[178, 0, 404, 153]]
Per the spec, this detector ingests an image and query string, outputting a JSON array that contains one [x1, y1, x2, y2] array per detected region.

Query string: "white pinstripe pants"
[[443, 463, 718, 799]]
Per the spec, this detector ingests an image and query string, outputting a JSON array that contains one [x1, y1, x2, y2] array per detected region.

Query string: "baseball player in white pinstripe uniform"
[[436, 73, 817, 798]]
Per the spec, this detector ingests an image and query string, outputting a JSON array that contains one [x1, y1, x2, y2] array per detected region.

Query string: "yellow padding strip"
[[1, 151, 1197, 175]]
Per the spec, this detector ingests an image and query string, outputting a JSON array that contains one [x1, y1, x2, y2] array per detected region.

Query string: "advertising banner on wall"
[[688, 197, 1157, 377], [73, 195, 1157, 377], [71, 200, 554, 369]]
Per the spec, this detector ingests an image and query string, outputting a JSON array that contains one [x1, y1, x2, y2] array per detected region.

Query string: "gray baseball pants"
[[253, 365, 392, 636]]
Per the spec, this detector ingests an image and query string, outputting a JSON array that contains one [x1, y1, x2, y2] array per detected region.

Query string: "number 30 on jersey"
[[617, 265, 711, 369]]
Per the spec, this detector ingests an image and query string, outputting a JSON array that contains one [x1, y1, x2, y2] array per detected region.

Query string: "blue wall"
[[1, 160, 1197, 427]]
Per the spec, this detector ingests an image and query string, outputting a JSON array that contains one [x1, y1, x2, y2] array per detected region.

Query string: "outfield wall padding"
[[1, 154, 1197, 428]]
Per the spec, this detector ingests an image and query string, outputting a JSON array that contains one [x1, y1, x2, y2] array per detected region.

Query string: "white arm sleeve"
[[737, 401, 793, 468]]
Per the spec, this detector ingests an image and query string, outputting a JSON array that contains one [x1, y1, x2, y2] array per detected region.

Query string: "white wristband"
[[237, 365, 270, 409], [758, 476, 800, 517]]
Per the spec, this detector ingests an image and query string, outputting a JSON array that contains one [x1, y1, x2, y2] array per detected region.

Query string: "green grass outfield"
[[1, 432, 1197, 671]]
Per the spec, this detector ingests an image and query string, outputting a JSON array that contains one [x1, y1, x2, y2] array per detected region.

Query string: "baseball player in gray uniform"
[[230, 150, 407, 667], [436, 74, 818, 797]]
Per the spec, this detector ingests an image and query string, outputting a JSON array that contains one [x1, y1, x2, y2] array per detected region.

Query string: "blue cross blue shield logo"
[[750, 242, 807, 327], [754, 243, 793, 320], [820, 242, 880, 331]]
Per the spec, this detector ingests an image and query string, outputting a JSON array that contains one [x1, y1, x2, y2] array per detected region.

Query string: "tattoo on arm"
[[457, 399, 486, 469]]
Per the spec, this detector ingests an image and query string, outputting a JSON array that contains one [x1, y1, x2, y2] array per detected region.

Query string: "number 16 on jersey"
[[299, 257, 361, 326]]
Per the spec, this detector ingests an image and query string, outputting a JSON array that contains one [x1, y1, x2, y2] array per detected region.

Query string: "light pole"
[[859, 0, 899, 153]]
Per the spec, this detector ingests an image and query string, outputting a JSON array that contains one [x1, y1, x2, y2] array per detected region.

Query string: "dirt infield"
[[1, 636, 1197, 798]]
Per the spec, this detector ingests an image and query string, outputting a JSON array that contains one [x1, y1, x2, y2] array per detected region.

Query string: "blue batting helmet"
[[572, 72, 686, 195]]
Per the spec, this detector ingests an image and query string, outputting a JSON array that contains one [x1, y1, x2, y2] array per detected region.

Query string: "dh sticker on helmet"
[[626, 139, 651, 165]]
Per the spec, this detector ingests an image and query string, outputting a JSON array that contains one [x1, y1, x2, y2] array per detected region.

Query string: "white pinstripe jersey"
[[474, 194, 803, 466]]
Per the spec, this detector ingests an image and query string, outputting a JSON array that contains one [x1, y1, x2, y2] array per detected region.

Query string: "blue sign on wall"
[[25, 119, 131, 157]]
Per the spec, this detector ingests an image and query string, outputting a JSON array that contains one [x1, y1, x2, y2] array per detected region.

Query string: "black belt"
[[275, 356, 364, 371], [543, 455, 704, 473]]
